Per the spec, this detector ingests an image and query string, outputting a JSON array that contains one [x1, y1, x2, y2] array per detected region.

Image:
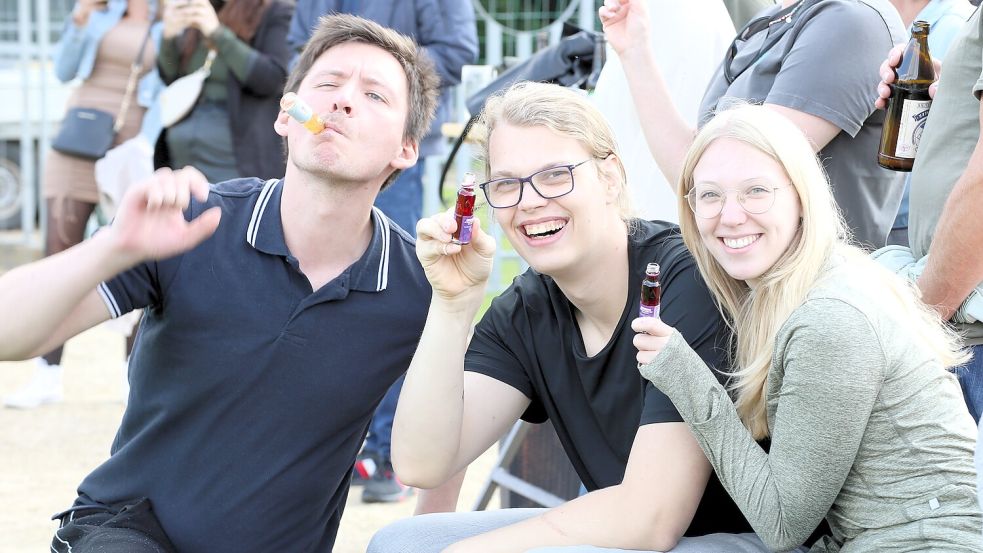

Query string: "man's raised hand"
[[107, 166, 222, 265]]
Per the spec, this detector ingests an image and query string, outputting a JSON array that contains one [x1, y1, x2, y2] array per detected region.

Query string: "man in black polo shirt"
[[0, 14, 439, 553]]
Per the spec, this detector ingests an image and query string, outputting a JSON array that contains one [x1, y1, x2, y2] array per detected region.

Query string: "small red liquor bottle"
[[639, 262, 661, 318], [452, 173, 477, 245]]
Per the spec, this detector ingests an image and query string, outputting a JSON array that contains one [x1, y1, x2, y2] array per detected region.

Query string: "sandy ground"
[[0, 232, 501, 552], [0, 324, 499, 553]]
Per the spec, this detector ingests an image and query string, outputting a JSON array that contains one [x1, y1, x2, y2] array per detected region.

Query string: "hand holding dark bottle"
[[875, 44, 941, 110], [877, 21, 937, 171]]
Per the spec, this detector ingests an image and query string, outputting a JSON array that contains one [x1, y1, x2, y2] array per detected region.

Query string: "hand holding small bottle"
[[631, 316, 676, 367], [415, 208, 497, 307]]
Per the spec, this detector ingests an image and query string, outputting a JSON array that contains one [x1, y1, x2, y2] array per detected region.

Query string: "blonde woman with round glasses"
[[634, 104, 982, 551], [370, 81, 769, 552]]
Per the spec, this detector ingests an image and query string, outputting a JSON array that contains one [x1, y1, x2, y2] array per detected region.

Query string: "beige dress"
[[44, 18, 156, 204]]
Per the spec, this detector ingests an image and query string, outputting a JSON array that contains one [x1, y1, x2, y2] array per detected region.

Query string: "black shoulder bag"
[[52, 25, 154, 160]]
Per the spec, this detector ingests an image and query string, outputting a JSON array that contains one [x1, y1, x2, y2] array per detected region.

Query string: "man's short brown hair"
[[285, 14, 440, 155]]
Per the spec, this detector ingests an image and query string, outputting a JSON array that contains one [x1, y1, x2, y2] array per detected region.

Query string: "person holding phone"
[[156, 0, 293, 182], [4, 0, 159, 410]]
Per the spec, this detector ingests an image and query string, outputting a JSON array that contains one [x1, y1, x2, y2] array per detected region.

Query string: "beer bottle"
[[878, 21, 934, 172]]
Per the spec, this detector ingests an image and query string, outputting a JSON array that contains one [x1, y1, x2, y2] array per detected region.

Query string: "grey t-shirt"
[[699, 0, 907, 248], [909, 7, 982, 343]]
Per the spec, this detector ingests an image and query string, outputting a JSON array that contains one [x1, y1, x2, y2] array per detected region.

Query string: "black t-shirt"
[[466, 219, 752, 535]]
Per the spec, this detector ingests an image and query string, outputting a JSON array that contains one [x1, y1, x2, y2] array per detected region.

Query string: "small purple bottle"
[[639, 262, 661, 318], [452, 173, 477, 245]]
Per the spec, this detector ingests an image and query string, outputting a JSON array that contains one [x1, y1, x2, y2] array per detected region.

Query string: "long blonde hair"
[[476, 81, 635, 224], [676, 105, 966, 438]]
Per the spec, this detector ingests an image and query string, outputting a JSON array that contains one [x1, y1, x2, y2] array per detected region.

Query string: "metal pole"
[[37, 0, 51, 243], [514, 31, 532, 60], [486, 20, 503, 68], [37, 0, 50, 171], [17, 0, 36, 241], [578, 0, 596, 32]]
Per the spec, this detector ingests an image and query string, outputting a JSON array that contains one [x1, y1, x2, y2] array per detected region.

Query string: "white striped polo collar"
[[244, 179, 392, 292]]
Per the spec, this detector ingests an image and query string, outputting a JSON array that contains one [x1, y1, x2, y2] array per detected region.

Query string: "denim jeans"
[[364, 375, 404, 459], [955, 344, 983, 424], [368, 509, 785, 553]]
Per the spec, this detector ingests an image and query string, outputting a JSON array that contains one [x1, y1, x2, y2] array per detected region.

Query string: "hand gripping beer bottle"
[[878, 21, 933, 172]]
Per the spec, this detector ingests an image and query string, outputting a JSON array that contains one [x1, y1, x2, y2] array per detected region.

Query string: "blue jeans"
[[363, 164, 424, 459], [955, 344, 983, 424], [365, 375, 404, 459], [368, 509, 784, 552]]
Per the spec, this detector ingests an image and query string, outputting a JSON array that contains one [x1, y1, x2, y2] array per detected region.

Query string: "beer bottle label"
[[896, 99, 932, 158]]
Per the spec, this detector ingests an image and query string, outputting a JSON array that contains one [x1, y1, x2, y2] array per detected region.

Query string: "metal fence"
[[0, 0, 600, 246], [474, 0, 598, 66], [0, 0, 73, 238]]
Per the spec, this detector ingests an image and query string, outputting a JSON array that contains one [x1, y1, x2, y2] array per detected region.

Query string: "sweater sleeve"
[[639, 299, 883, 551], [157, 37, 182, 83], [53, 18, 92, 82]]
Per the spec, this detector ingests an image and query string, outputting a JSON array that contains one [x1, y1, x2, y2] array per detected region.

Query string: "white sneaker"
[[4, 358, 64, 409]]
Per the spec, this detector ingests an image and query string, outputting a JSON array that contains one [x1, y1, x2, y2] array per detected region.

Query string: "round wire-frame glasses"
[[684, 183, 788, 219]]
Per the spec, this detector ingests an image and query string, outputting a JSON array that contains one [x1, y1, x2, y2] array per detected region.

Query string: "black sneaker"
[[362, 458, 414, 503], [350, 452, 377, 487]]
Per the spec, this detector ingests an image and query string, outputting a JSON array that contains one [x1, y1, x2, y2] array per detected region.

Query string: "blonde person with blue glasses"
[[4, 0, 161, 410], [634, 105, 982, 551]]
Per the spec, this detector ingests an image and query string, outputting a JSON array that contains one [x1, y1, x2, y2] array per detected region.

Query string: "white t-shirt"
[[591, 0, 735, 223]]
